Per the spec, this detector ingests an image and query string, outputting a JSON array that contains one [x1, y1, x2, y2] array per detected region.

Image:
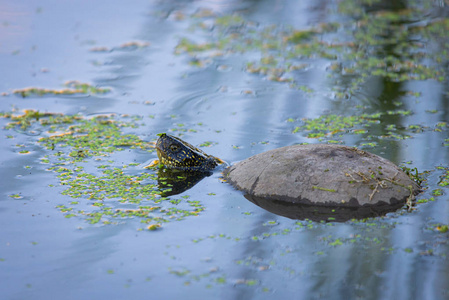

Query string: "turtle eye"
[[169, 144, 179, 152]]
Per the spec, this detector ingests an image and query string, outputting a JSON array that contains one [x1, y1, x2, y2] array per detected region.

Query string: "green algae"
[[290, 110, 448, 143], [293, 113, 381, 138], [173, 2, 449, 97], [169, 217, 413, 291], [329, 238, 343, 247], [335, 2, 446, 85], [286, 29, 317, 44], [0, 109, 77, 131], [11, 80, 110, 98], [89, 40, 150, 52], [38, 118, 146, 160], [215, 14, 244, 27], [438, 168, 449, 187], [174, 13, 340, 87], [175, 38, 214, 54], [1, 109, 205, 228]]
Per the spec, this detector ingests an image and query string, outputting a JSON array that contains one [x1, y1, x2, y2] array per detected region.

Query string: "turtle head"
[[156, 133, 218, 172]]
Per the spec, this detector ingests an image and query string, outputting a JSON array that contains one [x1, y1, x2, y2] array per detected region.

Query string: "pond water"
[[1, 0, 449, 299]]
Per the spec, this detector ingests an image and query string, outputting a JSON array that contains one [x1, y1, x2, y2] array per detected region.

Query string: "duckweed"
[[1, 109, 206, 227], [174, 2, 449, 96], [432, 189, 443, 196], [438, 168, 449, 187], [12, 80, 110, 98], [329, 239, 343, 247], [290, 110, 449, 143]]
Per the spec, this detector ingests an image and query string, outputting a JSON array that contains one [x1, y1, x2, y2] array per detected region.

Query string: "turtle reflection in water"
[[153, 133, 421, 221]]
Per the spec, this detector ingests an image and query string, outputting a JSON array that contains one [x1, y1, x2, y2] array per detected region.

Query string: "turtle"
[[154, 133, 224, 172], [153, 133, 421, 220]]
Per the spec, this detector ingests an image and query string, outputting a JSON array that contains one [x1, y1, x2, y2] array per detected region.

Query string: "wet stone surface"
[[224, 144, 420, 219]]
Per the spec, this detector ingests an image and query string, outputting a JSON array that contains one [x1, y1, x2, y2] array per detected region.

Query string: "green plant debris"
[[432, 188, 443, 196], [312, 186, 337, 192], [438, 168, 449, 186], [360, 142, 377, 148], [215, 276, 227, 284], [175, 38, 214, 54], [169, 267, 191, 277], [11, 80, 110, 98], [304, 113, 379, 130], [89, 40, 150, 52], [290, 111, 447, 142], [436, 225, 448, 233], [428, 224, 449, 233], [1, 109, 206, 226], [235, 279, 259, 286], [172, 4, 449, 96], [1, 109, 77, 131], [292, 113, 380, 138], [199, 141, 215, 147], [401, 166, 423, 186], [329, 239, 343, 246], [147, 224, 161, 231], [263, 220, 278, 226], [286, 29, 317, 43], [215, 14, 244, 27], [416, 197, 435, 204]]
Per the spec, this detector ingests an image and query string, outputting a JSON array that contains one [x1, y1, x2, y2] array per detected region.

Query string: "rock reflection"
[[157, 168, 211, 196], [245, 194, 405, 222]]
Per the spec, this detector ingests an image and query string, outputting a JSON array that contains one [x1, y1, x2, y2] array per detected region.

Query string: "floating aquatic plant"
[[1, 110, 205, 229], [173, 1, 449, 96], [290, 110, 448, 142], [10, 80, 110, 98]]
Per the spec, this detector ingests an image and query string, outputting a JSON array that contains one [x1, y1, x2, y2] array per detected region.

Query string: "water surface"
[[1, 0, 449, 299]]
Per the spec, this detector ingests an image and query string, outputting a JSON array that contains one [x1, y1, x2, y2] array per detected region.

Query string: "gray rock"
[[224, 144, 420, 215]]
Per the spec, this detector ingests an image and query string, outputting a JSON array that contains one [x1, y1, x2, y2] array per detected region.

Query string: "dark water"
[[1, 0, 449, 299]]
